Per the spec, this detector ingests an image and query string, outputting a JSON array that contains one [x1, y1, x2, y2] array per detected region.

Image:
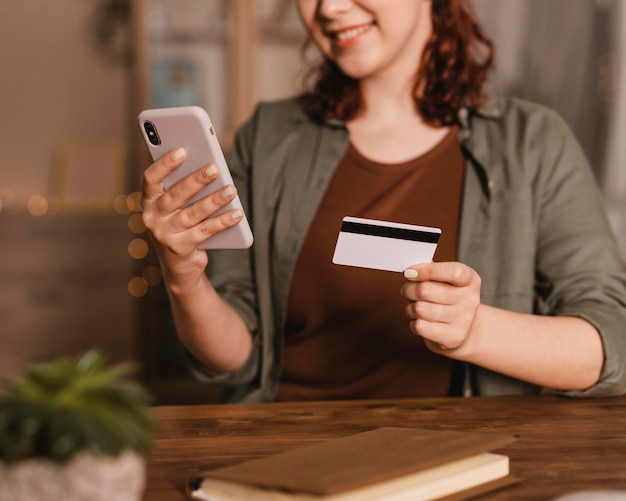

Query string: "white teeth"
[[335, 24, 370, 42]]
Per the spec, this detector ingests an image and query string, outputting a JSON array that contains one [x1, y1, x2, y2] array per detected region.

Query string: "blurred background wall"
[[0, 0, 624, 403], [473, 0, 626, 246], [0, 1, 128, 203], [0, 1, 133, 378]]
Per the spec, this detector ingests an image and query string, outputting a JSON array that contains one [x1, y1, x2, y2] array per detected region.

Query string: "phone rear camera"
[[143, 121, 161, 146]]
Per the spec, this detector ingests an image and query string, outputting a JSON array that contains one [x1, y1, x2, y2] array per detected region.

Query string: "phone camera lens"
[[143, 121, 161, 146]]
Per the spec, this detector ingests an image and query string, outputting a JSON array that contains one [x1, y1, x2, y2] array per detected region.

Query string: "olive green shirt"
[[188, 96, 626, 402]]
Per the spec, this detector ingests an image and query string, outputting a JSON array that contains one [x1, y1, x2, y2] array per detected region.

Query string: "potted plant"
[[0, 351, 154, 501]]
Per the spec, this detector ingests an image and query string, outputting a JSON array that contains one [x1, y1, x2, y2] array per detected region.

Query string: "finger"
[[409, 319, 464, 351], [142, 147, 187, 200], [401, 280, 457, 304], [405, 300, 468, 332], [404, 261, 474, 287], [404, 300, 448, 322], [186, 208, 245, 245], [158, 163, 221, 213], [409, 318, 448, 343], [172, 184, 238, 231]]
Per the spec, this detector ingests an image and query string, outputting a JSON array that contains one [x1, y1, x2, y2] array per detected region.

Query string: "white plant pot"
[[0, 450, 146, 501]]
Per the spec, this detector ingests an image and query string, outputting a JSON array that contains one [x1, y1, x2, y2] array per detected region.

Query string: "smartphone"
[[138, 106, 253, 249]]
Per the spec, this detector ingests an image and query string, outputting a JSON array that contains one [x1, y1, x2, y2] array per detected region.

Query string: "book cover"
[[188, 427, 517, 501]]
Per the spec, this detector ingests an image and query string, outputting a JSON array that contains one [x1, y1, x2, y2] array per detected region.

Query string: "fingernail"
[[404, 269, 418, 279], [230, 209, 243, 220], [221, 186, 234, 198], [204, 164, 218, 176], [172, 148, 186, 160]]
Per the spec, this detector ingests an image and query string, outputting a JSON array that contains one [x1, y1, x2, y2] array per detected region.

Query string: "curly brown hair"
[[301, 0, 494, 126]]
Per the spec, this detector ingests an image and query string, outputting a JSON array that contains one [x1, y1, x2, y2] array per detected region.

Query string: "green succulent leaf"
[[0, 351, 155, 464]]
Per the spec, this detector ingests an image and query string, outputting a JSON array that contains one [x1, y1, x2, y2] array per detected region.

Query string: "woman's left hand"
[[401, 262, 482, 357]]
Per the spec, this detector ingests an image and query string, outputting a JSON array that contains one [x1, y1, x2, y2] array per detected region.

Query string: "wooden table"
[[145, 395, 626, 500]]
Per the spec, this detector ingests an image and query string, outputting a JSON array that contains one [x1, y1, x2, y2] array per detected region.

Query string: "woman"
[[141, 0, 626, 402]]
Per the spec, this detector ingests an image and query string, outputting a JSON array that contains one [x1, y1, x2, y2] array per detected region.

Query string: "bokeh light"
[[128, 213, 147, 234], [114, 194, 131, 215], [126, 191, 142, 212], [128, 277, 149, 298], [128, 238, 150, 259], [27, 195, 49, 216]]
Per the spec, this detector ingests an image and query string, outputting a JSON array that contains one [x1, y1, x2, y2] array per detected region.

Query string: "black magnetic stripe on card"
[[340, 221, 440, 243]]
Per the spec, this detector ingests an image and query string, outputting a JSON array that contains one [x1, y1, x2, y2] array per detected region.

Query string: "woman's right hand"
[[141, 147, 254, 373], [141, 147, 244, 283]]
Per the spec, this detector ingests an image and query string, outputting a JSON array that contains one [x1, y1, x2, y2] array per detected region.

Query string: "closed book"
[[188, 427, 517, 501]]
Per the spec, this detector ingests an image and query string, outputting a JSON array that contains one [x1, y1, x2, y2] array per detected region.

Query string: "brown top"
[[276, 128, 465, 401]]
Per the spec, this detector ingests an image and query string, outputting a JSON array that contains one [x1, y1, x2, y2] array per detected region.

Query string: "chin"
[[334, 60, 377, 80]]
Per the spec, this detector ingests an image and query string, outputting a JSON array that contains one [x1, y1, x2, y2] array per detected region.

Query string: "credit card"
[[332, 216, 441, 272]]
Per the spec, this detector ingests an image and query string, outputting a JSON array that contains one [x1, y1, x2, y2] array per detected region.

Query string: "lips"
[[327, 22, 374, 45]]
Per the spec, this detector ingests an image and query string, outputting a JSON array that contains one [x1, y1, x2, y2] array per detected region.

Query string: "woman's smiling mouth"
[[328, 23, 374, 46]]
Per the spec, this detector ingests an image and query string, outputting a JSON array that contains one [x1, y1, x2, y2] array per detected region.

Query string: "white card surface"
[[332, 217, 441, 273]]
